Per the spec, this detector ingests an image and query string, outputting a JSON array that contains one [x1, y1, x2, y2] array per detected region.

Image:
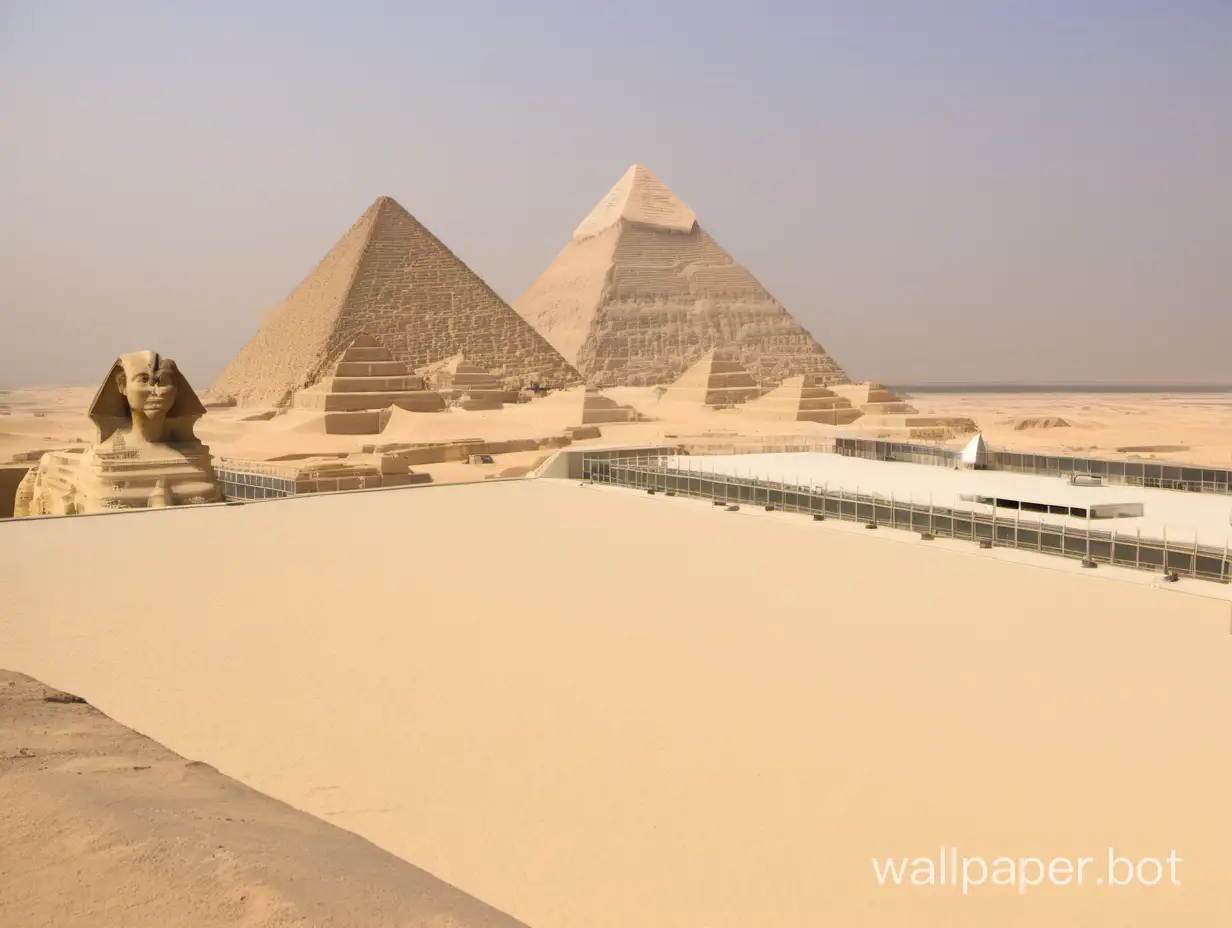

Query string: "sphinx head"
[[115, 352, 179, 423], [89, 350, 207, 444]]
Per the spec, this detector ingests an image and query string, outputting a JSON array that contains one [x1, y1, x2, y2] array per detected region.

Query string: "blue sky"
[[1, 1, 1229, 386]]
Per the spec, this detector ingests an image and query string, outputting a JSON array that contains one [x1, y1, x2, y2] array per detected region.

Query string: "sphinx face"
[[116, 355, 179, 421]]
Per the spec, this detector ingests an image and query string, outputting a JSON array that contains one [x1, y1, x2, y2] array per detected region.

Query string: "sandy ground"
[[3, 478, 1232, 927], [909, 392, 1232, 465], [0, 670, 527, 927], [6, 386, 1232, 472]]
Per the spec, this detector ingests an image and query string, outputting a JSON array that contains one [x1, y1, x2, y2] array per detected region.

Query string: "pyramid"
[[213, 196, 578, 407], [829, 382, 918, 415], [527, 385, 641, 427], [660, 350, 761, 408], [960, 432, 988, 467], [513, 164, 850, 388], [579, 387, 640, 425], [833, 382, 977, 439], [418, 354, 520, 409], [290, 334, 445, 434], [742, 375, 863, 425]]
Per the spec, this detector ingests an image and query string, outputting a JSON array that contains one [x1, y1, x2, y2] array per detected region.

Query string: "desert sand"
[[3, 478, 1231, 927], [0, 669, 526, 927], [908, 391, 1232, 466], [6, 385, 1232, 475]]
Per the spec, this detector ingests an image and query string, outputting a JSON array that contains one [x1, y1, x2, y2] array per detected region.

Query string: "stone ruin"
[[659, 350, 761, 408], [741, 375, 863, 425], [578, 388, 641, 425], [419, 354, 521, 410], [830, 382, 977, 440], [13, 351, 221, 517], [291, 334, 445, 434], [829, 382, 919, 416]]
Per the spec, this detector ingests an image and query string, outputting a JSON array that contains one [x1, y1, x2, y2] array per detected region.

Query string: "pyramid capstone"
[[514, 164, 850, 389], [213, 197, 578, 407]]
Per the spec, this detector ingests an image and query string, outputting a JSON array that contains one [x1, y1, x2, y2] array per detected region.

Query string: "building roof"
[[664, 451, 1232, 546]]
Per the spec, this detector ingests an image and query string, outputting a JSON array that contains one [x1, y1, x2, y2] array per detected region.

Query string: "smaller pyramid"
[[419, 354, 521, 410], [830, 382, 918, 415], [742, 375, 863, 425], [291, 334, 445, 434], [579, 387, 640, 425], [660, 350, 761, 408]]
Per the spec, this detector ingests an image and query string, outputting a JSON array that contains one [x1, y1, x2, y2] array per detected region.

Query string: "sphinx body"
[[13, 351, 222, 517]]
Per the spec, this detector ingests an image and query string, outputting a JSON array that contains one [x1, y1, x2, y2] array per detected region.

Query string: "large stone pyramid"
[[513, 164, 850, 388], [213, 196, 578, 407]]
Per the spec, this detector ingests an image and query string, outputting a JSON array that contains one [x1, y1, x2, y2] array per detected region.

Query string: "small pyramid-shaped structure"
[[829, 382, 918, 415], [960, 432, 988, 467], [213, 197, 578, 407], [291, 334, 446, 434], [526, 385, 641, 426], [660, 350, 761, 408], [418, 354, 520, 410], [742, 375, 863, 425], [579, 387, 640, 424], [513, 164, 850, 388]]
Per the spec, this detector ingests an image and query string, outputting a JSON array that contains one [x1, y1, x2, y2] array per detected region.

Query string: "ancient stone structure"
[[213, 196, 578, 407], [419, 355, 520, 410], [217, 453, 432, 498], [14, 351, 221, 516], [514, 164, 850, 388], [830, 382, 918, 415], [291, 334, 445, 434], [578, 388, 640, 425], [660, 350, 761, 408], [830, 383, 977, 440], [741, 375, 864, 425]]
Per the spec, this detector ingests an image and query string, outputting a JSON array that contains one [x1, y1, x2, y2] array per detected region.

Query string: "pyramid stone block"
[[213, 198, 578, 407], [514, 164, 850, 388]]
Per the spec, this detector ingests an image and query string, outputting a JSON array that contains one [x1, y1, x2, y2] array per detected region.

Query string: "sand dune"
[[0, 670, 526, 927]]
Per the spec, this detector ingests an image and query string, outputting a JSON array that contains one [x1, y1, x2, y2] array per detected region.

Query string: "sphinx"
[[14, 351, 222, 517]]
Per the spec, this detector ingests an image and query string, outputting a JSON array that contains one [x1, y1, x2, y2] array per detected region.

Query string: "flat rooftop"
[[666, 452, 1232, 546], [2, 478, 1230, 927]]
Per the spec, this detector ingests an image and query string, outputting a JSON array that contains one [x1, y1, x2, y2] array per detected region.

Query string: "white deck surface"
[[666, 452, 1232, 547]]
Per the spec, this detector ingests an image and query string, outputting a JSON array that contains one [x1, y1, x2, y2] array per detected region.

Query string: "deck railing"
[[583, 453, 1231, 584]]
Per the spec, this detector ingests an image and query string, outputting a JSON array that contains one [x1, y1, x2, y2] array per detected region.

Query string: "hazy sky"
[[2, 1, 1229, 388]]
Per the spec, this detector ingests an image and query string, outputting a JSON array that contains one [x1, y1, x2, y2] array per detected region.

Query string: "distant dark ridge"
[[890, 383, 1232, 395]]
